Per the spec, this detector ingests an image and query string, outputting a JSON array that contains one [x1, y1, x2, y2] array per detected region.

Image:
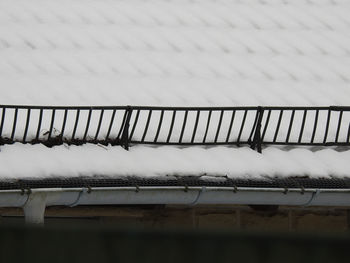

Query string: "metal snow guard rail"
[[0, 105, 349, 153]]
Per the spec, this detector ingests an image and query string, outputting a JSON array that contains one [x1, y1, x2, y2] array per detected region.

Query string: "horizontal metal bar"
[[130, 106, 259, 111], [261, 141, 350, 146], [0, 105, 127, 110], [9, 186, 350, 193], [130, 141, 255, 146], [0, 105, 349, 111]]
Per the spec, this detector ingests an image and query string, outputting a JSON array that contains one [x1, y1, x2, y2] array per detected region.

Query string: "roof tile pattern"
[[0, 0, 350, 106]]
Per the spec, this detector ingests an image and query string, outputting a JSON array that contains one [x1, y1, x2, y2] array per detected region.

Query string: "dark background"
[[0, 223, 349, 263]]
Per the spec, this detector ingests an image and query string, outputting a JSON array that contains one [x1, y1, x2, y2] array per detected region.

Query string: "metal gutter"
[[1, 186, 350, 224]]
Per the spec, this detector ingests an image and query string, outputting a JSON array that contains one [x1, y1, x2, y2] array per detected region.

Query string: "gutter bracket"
[[69, 188, 88, 207], [20, 189, 31, 207], [189, 186, 206, 206], [302, 189, 321, 207]]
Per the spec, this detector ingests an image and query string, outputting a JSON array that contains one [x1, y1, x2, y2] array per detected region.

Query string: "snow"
[[0, 143, 349, 179], [0, 0, 349, 106], [0, 0, 350, 180]]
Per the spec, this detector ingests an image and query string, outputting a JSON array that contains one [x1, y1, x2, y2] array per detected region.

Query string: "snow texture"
[[0, 144, 349, 179], [0, 0, 350, 179], [0, 0, 350, 106]]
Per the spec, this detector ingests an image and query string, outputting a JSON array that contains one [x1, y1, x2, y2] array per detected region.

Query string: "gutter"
[[1, 186, 350, 224]]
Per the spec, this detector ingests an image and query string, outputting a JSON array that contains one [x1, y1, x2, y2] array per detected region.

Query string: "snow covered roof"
[[1, 144, 349, 180], [1, 0, 350, 182], [1, 0, 350, 106]]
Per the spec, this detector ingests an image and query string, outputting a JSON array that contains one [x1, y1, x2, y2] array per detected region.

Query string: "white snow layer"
[[0, 0, 350, 106], [0, 144, 349, 179], [1, 0, 350, 180]]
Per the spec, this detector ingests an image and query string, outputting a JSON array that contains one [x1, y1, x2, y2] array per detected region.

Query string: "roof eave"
[[2, 186, 350, 224]]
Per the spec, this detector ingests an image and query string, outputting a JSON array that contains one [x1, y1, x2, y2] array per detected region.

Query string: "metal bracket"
[[121, 106, 133, 150], [250, 107, 264, 153], [189, 186, 206, 206]]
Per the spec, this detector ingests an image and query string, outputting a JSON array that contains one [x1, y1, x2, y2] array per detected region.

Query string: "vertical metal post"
[[121, 106, 132, 150], [250, 107, 264, 153]]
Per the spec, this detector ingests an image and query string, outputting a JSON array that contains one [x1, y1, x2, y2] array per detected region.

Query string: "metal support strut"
[[121, 106, 132, 150], [250, 107, 264, 153]]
